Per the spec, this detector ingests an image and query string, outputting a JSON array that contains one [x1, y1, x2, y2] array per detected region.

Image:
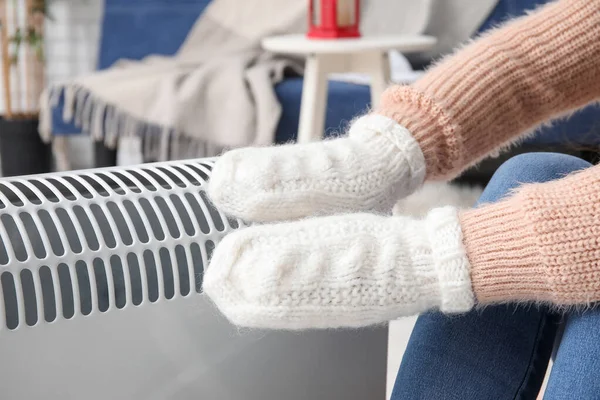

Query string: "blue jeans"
[[391, 153, 600, 400]]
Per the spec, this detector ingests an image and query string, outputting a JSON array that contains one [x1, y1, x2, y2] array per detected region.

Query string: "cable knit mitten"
[[203, 207, 474, 330], [208, 115, 426, 222]]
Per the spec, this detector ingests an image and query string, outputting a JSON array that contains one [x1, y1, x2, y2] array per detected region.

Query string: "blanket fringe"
[[39, 84, 227, 163]]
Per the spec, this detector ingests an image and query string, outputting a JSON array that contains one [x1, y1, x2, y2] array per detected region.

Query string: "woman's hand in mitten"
[[208, 114, 426, 222], [203, 207, 474, 330]]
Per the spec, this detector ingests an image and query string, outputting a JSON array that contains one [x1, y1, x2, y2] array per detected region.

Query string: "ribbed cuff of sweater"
[[426, 207, 475, 313], [459, 196, 550, 304], [377, 86, 461, 180]]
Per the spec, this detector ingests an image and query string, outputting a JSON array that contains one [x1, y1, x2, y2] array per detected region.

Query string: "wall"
[[45, 0, 103, 85], [44, 0, 104, 170]]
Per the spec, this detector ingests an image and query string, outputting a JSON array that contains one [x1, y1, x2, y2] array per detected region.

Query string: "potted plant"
[[0, 0, 51, 177]]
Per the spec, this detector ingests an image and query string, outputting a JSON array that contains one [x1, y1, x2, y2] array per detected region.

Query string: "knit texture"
[[209, 114, 426, 222], [377, 0, 600, 180], [461, 164, 600, 306], [204, 207, 474, 329]]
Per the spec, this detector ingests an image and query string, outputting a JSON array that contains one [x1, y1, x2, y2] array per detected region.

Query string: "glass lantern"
[[308, 0, 360, 39]]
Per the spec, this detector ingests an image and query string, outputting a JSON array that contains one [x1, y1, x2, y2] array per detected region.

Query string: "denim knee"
[[492, 152, 591, 184], [477, 152, 592, 205]]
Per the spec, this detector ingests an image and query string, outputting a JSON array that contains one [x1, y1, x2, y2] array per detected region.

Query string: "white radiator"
[[0, 159, 387, 400]]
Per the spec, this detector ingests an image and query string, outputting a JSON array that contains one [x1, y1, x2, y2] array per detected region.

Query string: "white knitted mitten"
[[208, 115, 426, 222], [203, 207, 474, 330]]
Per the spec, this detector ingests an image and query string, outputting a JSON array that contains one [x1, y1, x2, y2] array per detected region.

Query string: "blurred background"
[[0, 1, 597, 399]]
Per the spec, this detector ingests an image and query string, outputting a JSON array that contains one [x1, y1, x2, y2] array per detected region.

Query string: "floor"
[[386, 318, 417, 399]]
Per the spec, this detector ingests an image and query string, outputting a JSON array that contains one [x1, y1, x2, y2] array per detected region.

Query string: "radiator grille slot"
[[1, 215, 27, 262], [107, 202, 133, 246], [190, 242, 204, 293], [110, 255, 127, 310], [0, 184, 22, 207], [39, 266, 56, 322], [175, 245, 190, 296], [0, 160, 241, 331], [127, 253, 143, 307], [2, 272, 18, 329], [21, 212, 47, 258], [46, 178, 77, 201], [57, 263, 75, 319], [56, 208, 83, 253]]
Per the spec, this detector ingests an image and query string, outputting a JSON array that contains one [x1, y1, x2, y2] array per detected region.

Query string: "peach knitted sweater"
[[378, 0, 600, 307]]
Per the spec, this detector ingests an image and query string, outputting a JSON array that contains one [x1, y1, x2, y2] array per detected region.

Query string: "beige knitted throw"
[[39, 0, 308, 161]]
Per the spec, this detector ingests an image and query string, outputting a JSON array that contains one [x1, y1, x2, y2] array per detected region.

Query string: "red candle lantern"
[[308, 0, 361, 39]]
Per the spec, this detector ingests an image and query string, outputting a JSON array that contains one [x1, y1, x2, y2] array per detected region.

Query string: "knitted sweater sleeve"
[[377, 0, 600, 180], [460, 163, 600, 307]]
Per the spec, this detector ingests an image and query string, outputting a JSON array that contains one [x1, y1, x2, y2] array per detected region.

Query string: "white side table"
[[262, 34, 436, 143]]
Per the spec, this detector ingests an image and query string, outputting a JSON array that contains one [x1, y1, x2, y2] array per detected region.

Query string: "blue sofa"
[[52, 0, 599, 167]]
